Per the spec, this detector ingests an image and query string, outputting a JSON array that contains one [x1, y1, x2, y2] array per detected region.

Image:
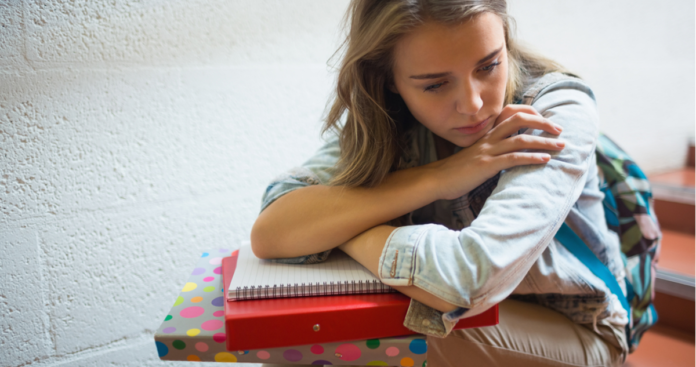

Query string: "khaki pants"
[[264, 299, 627, 367]]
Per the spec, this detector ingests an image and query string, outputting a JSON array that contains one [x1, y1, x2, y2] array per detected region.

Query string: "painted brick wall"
[[1, 1, 693, 366]]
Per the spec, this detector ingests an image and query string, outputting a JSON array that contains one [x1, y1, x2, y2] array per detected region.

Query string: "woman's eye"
[[480, 61, 501, 73], [424, 82, 445, 92]]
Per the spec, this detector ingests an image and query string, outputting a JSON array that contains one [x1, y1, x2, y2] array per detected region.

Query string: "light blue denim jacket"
[[259, 73, 628, 342]]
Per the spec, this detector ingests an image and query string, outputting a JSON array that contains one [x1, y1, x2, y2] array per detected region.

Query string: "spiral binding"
[[233, 279, 395, 300]]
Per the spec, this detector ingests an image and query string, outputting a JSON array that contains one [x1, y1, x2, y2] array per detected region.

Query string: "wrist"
[[340, 225, 396, 277], [416, 162, 446, 201]]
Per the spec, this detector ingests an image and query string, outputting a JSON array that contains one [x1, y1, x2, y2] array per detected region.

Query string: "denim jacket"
[[259, 73, 629, 342]]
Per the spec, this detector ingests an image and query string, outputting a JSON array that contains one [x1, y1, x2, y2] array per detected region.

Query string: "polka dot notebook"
[[154, 249, 429, 365]]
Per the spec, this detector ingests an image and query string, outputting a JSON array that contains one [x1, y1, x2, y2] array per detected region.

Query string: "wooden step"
[[650, 168, 694, 234], [653, 290, 695, 334], [658, 230, 695, 277], [654, 199, 695, 234], [624, 325, 695, 367], [653, 227, 694, 332], [653, 229, 694, 334], [622, 143, 694, 366], [651, 168, 696, 188]]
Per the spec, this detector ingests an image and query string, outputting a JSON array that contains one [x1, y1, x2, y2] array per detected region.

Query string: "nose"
[[455, 79, 483, 116]]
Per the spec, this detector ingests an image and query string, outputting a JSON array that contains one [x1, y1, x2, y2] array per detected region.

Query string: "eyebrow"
[[408, 45, 505, 80]]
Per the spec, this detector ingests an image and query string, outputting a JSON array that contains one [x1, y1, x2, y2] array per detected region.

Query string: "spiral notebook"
[[227, 245, 395, 301]]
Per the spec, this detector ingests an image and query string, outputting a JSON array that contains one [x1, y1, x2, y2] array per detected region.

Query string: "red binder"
[[223, 251, 498, 351]]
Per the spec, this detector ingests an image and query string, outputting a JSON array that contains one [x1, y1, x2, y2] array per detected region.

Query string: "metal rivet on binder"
[[313, 324, 320, 332], [335, 353, 343, 358]]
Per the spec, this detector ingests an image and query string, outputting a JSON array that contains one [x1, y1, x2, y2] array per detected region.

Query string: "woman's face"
[[392, 13, 508, 148]]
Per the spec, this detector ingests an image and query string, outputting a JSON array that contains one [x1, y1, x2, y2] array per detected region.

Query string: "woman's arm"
[[375, 80, 601, 331], [252, 107, 563, 260], [320, 80, 600, 337], [251, 165, 440, 259], [338, 225, 460, 314]]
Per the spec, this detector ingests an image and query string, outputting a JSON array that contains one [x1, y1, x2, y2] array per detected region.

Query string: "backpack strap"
[[554, 223, 630, 315]]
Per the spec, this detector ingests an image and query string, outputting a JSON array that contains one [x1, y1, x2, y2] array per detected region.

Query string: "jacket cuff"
[[378, 225, 439, 286], [402, 299, 460, 337], [379, 225, 468, 338]]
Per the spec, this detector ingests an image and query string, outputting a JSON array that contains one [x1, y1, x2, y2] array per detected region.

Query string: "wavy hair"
[[324, 0, 568, 187]]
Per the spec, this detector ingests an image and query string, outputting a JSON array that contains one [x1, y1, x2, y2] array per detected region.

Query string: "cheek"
[[396, 75, 448, 109], [495, 64, 509, 102], [481, 74, 507, 112], [405, 95, 451, 128]]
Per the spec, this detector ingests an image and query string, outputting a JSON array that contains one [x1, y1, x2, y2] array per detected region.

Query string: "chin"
[[457, 142, 476, 148], [453, 132, 486, 148]]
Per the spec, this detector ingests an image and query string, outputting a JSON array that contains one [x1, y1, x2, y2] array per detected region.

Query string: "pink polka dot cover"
[[154, 249, 430, 365]]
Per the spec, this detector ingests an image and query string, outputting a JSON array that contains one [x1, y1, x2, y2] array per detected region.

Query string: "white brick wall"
[[509, 0, 695, 171], [1, 1, 693, 366]]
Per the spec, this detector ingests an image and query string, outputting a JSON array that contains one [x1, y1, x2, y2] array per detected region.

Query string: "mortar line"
[[9, 62, 332, 73], [15, 332, 154, 367], [1, 186, 248, 227], [50, 334, 154, 367], [35, 230, 55, 358], [20, 0, 35, 71]]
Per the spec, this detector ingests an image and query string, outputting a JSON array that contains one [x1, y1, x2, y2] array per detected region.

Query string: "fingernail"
[[556, 140, 565, 148], [555, 125, 563, 132]]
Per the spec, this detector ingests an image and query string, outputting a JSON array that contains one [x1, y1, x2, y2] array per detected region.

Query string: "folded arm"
[[251, 81, 586, 329], [252, 105, 562, 260], [337, 224, 460, 314], [251, 161, 440, 259], [376, 83, 600, 335]]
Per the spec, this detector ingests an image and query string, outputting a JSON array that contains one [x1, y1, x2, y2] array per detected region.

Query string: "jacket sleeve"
[[258, 133, 340, 264], [377, 79, 601, 337]]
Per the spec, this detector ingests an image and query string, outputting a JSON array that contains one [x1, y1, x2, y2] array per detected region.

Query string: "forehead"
[[393, 12, 505, 76]]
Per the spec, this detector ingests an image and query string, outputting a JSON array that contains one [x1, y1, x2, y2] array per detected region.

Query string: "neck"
[[433, 134, 456, 160]]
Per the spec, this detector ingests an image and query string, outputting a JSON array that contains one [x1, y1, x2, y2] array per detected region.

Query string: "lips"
[[455, 117, 490, 135]]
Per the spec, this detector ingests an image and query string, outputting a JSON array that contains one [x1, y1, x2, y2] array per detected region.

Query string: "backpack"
[[595, 134, 660, 352], [525, 74, 661, 353], [555, 134, 660, 353]]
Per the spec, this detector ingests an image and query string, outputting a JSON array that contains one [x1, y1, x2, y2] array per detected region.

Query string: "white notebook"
[[227, 245, 395, 301]]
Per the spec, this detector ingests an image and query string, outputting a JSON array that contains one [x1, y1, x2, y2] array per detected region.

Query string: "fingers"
[[489, 134, 565, 156], [490, 110, 562, 141], [493, 152, 552, 172], [493, 104, 541, 127]]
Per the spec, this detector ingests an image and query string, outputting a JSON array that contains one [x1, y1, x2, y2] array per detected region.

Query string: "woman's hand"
[[428, 105, 564, 201]]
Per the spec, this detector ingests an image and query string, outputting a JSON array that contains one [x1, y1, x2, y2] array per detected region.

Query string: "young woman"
[[252, 1, 628, 366]]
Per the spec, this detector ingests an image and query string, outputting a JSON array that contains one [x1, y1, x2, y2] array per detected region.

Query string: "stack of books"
[[222, 245, 499, 351]]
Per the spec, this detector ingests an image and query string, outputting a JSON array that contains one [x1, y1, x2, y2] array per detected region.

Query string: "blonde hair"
[[324, 0, 569, 187]]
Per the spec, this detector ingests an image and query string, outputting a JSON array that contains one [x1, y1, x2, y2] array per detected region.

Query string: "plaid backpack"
[[594, 134, 661, 352], [525, 73, 661, 353]]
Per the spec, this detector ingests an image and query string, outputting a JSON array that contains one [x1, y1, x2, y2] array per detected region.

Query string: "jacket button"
[[422, 319, 431, 327]]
